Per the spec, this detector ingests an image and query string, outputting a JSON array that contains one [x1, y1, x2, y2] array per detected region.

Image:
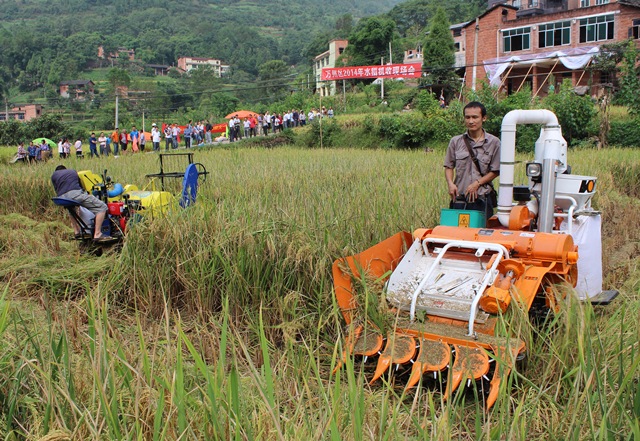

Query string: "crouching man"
[[51, 165, 110, 240]]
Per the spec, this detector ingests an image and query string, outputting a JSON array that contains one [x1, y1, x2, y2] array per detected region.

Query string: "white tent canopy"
[[483, 46, 600, 87]]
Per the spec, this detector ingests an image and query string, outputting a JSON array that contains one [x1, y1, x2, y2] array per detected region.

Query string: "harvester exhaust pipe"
[[498, 110, 564, 233]]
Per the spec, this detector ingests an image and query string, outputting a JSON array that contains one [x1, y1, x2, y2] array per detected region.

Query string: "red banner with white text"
[[321, 63, 422, 81]]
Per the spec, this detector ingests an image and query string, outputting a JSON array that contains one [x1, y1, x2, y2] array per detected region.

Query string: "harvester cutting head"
[[332, 110, 609, 409]]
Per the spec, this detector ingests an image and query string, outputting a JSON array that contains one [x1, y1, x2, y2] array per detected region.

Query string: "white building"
[[313, 39, 349, 96]]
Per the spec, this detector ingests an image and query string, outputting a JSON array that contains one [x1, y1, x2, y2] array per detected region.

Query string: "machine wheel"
[[193, 162, 208, 185]]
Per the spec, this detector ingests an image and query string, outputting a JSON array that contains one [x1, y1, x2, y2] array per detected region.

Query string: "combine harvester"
[[332, 110, 617, 408]]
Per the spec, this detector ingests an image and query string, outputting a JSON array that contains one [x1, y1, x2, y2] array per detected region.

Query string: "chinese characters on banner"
[[320, 63, 422, 81]]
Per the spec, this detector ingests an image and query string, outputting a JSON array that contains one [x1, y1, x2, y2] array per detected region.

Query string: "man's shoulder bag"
[[462, 136, 498, 207]]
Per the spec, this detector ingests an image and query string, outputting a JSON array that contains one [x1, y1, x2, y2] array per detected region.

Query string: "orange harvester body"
[[332, 226, 578, 409]]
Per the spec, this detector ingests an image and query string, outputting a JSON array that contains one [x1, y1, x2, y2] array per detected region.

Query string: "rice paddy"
[[0, 143, 639, 440]]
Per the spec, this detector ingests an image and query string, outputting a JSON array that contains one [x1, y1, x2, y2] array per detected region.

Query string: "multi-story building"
[[177, 57, 229, 77], [0, 104, 43, 121], [313, 39, 349, 96], [462, 0, 640, 96]]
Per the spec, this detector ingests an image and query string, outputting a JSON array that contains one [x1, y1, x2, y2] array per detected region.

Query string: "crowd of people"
[[227, 106, 334, 142], [14, 106, 337, 162]]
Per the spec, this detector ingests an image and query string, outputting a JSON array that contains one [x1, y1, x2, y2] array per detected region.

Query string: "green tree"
[[105, 67, 131, 91], [342, 16, 397, 67], [334, 13, 354, 39], [259, 60, 289, 97], [618, 40, 640, 117], [422, 7, 456, 81]]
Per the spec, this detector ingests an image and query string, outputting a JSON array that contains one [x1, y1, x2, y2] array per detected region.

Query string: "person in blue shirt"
[[130, 126, 139, 151], [183, 120, 192, 148], [26, 142, 37, 163], [89, 133, 99, 158]]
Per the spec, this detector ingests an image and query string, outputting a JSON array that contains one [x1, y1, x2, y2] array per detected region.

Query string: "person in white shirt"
[[243, 118, 250, 138], [74, 138, 83, 157], [308, 111, 315, 123], [172, 124, 179, 149], [98, 133, 108, 156], [139, 131, 146, 152], [229, 118, 236, 142], [58, 139, 65, 159], [152, 124, 161, 151], [164, 125, 172, 150], [299, 111, 306, 126]]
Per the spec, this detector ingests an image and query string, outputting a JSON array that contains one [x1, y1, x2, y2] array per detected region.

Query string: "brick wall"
[[464, 2, 640, 90]]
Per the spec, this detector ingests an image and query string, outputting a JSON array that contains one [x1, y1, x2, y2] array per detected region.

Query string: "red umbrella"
[[225, 110, 258, 119]]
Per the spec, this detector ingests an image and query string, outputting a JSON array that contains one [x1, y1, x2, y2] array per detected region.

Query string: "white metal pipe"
[[421, 238, 510, 260], [498, 109, 561, 227], [538, 158, 557, 233], [410, 240, 510, 321], [468, 250, 504, 337]]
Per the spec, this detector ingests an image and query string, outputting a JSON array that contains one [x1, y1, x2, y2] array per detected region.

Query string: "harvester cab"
[[332, 109, 617, 409]]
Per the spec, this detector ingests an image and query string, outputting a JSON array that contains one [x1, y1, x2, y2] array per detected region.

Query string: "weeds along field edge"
[[0, 145, 639, 439]]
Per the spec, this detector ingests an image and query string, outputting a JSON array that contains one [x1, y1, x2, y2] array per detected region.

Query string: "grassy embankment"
[[0, 141, 639, 440]]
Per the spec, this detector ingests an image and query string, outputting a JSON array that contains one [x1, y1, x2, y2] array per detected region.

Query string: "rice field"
[[0, 143, 639, 440]]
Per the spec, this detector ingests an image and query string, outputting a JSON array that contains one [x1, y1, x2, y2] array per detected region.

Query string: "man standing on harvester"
[[51, 165, 110, 240], [444, 102, 500, 221]]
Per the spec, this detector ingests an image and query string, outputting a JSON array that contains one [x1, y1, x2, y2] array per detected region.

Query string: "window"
[[630, 19, 640, 39], [539, 21, 571, 48], [321, 58, 325, 67], [17, 114, 24, 120], [316, 61, 320, 69], [581, 0, 589, 6], [595, 0, 609, 4], [452, 28, 461, 37], [579, 14, 614, 43], [503, 27, 531, 52], [0, 115, 4, 121], [454, 42, 461, 52]]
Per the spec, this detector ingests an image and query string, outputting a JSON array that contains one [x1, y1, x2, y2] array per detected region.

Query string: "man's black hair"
[[55, 165, 66, 171], [463, 101, 487, 117]]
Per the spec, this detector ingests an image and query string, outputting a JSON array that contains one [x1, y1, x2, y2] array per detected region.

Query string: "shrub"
[[608, 119, 640, 147], [542, 79, 597, 144]]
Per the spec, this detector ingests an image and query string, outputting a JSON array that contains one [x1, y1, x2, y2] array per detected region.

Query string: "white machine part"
[[76, 206, 96, 234], [386, 238, 509, 336], [560, 214, 603, 299], [497, 109, 604, 300]]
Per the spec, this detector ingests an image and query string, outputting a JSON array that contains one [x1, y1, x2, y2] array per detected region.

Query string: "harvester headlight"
[[526, 162, 542, 178]]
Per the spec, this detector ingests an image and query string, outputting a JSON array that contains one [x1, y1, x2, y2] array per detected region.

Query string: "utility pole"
[[381, 57, 384, 102], [472, 17, 479, 91], [142, 109, 145, 132], [115, 93, 119, 129], [4, 98, 8, 121], [343, 79, 346, 112], [389, 42, 393, 64]]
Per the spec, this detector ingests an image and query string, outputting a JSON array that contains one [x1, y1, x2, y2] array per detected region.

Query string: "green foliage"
[[386, 0, 485, 37], [105, 67, 131, 89], [543, 79, 598, 144], [608, 119, 640, 147], [342, 16, 398, 67], [301, 119, 343, 147], [618, 41, 640, 118], [259, 60, 290, 97], [413, 89, 440, 116], [422, 7, 455, 71], [0, 114, 70, 146]]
